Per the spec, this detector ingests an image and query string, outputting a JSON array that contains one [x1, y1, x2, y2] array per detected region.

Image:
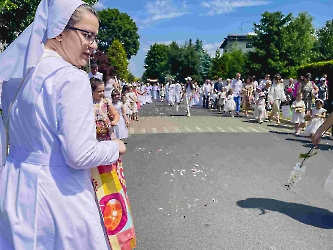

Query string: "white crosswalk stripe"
[[228, 127, 237, 132], [216, 126, 226, 132], [257, 126, 269, 132], [174, 127, 181, 133], [249, 127, 260, 133], [238, 127, 248, 132], [207, 127, 214, 132], [196, 127, 203, 132], [152, 128, 157, 133], [185, 127, 192, 132], [163, 127, 169, 133]]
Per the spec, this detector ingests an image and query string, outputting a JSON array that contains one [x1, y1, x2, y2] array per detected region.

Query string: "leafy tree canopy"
[[98, 8, 140, 60], [107, 39, 129, 81]]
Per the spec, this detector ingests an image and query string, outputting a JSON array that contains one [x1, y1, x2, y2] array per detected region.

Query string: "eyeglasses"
[[66, 26, 99, 45]]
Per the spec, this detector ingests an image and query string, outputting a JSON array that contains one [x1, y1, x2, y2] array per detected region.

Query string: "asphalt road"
[[122, 100, 333, 250]]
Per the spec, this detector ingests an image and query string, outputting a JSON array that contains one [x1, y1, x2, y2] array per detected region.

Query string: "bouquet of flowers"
[[286, 127, 330, 190]]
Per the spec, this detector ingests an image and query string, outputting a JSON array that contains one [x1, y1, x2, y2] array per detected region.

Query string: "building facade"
[[219, 34, 254, 54]]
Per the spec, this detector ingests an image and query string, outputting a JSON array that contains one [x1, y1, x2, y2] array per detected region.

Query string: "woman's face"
[[246, 78, 251, 84], [59, 12, 99, 67], [92, 84, 105, 101], [315, 101, 323, 109]]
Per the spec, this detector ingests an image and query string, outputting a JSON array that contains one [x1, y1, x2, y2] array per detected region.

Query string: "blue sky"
[[93, 0, 333, 77]]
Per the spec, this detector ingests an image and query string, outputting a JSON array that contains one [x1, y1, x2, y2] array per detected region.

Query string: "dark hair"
[[252, 75, 256, 81], [111, 89, 120, 97], [246, 75, 253, 83], [90, 77, 104, 92], [274, 73, 281, 81], [304, 73, 312, 80]]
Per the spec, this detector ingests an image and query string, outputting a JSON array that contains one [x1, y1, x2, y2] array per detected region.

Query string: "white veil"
[[0, 0, 85, 166]]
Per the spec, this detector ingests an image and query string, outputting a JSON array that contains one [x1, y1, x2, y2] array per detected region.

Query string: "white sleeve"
[[56, 69, 119, 169]]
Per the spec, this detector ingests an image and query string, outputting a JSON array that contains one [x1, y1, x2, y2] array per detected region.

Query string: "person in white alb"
[[88, 62, 103, 80], [268, 73, 286, 124], [231, 73, 243, 115], [168, 81, 176, 106]]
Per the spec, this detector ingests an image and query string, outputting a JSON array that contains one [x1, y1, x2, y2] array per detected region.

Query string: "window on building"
[[225, 50, 227, 53], [246, 43, 253, 48]]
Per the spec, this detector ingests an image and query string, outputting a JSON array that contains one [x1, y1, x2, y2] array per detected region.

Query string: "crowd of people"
[[96, 70, 330, 141]]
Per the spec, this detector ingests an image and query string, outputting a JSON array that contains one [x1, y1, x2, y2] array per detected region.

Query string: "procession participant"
[[0, 1, 129, 249], [231, 73, 243, 115], [182, 77, 195, 117], [165, 81, 170, 103], [259, 74, 270, 90], [168, 80, 176, 106], [268, 73, 286, 124], [88, 62, 103, 80], [202, 79, 211, 109], [241, 75, 255, 117]]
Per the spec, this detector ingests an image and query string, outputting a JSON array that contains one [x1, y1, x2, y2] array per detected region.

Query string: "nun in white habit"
[[0, 0, 126, 249]]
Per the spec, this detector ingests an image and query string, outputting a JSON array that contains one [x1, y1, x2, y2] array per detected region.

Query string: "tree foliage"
[[98, 8, 140, 59], [315, 20, 333, 61], [107, 39, 128, 81], [0, 0, 97, 45], [194, 39, 212, 80], [144, 43, 170, 82], [128, 72, 135, 83], [248, 11, 315, 78], [92, 51, 114, 80]]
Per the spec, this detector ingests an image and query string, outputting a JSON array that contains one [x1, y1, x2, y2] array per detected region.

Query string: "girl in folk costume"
[[111, 89, 129, 140], [224, 89, 236, 117], [122, 85, 133, 122], [241, 75, 255, 117], [268, 74, 286, 124], [91, 79, 136, 250], [132, 83, 144, 112], [291, 92, 306, 135], [0, 1, 134, 249], [303, 99, 327, 141]]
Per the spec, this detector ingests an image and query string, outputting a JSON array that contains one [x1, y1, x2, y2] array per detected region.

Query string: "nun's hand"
[[312, 130, 321, 146], [115, 139, 126, 155]]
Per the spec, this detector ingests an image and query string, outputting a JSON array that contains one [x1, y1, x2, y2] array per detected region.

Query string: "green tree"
[[107, 39, 129, 81], [98, 8, 139, 59], [128, 72, 135, 83], [316, 20, 333, 61], [0, 0, 97, 45], [225, 48, 246, 78], [143, 43, 170, 82], [209, 50, 224, 79], [194, 39, 212, 80], [248, 11, 315, 78], [179, 42, 200, 80], [168, 41, 182, 77]]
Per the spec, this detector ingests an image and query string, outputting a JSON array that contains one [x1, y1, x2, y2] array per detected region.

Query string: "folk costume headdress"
[[0, 0, 85, 166]]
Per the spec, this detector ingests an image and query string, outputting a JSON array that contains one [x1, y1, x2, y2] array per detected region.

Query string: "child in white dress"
[[291, 92, 306, 135], [111, 90, 129, 139], [256, 92, 266, 123], [224, 89, 236, 117], [217, 87, 227, 114], [304, 98, 327, 141]]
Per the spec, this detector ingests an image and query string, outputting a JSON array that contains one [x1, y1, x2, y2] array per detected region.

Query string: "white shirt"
[[88, 71, 103, 80], [231, 79, 243, 97], [175, 83, 182, 92], [203, 83, 211, 96]]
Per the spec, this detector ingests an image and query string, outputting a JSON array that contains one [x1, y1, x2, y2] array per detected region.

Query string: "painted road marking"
[[249, 127, 260, 133], [257, 126, 269, 132], [185, 127, 192, 132], [163, 127, 169, 133], [174, 127, 181, 133], [207, 127, 214, 132], [228, 127, 237, 132], [152, 128, 158, 133], [216, 126, 226, 132], [196, 127, 203, 132], [238, 127, 248, 133], [141, 129, 146, 134]]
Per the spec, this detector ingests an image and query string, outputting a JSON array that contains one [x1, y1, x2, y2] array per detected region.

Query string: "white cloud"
[[201, 0, 270, 16], [93, 1, 106, 10], [203, 42, 221, 56], [140, 0, 189, 28]]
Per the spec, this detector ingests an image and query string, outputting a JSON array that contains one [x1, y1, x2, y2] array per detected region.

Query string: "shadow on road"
[[237, 198, 333, 229], [285, 138, 333, 151]]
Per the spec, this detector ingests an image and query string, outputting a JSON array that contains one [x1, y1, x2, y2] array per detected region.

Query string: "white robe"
[[0, 50, 119, 250]]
